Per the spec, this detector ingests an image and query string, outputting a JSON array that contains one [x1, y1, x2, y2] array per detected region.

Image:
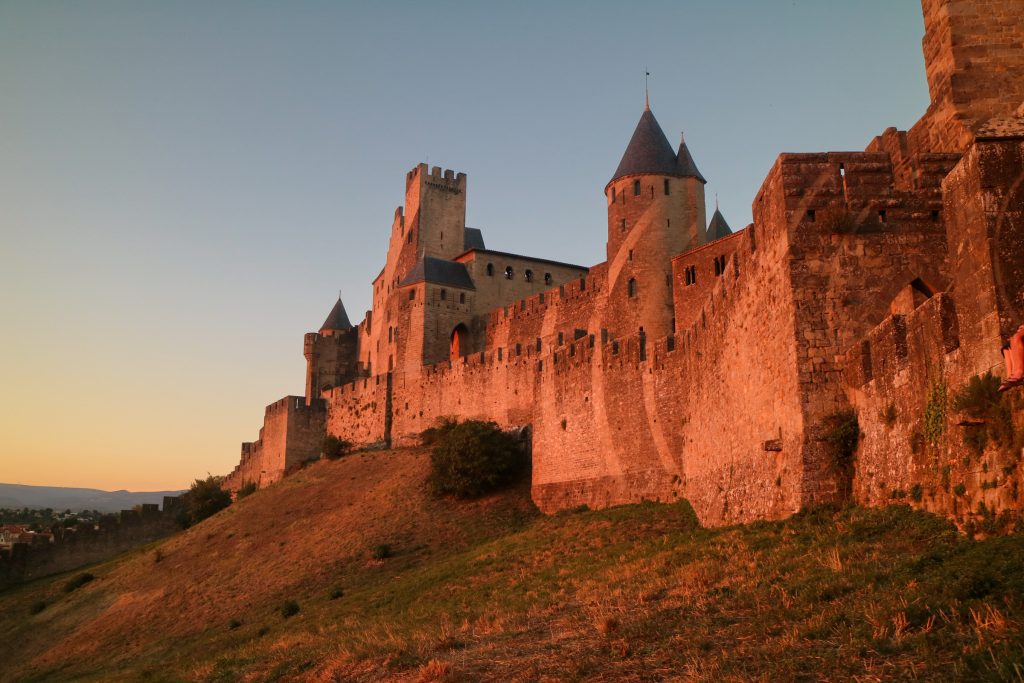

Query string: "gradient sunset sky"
[[0, 1, 931, 491]]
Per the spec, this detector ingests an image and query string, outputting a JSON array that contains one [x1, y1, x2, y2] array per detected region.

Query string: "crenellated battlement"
[[405, 162, 467, 191]]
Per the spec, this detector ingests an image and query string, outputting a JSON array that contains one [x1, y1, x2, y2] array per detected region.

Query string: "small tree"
[[427, 420, 527, 498], [178, 475, 232, 528], [322, 435, 353, 460]]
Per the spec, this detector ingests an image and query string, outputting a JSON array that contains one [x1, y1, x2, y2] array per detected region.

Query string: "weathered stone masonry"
[[224, 0, 1024, 530]]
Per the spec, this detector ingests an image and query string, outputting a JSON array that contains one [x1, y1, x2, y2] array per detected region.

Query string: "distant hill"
[[0, 483, 184, 513]]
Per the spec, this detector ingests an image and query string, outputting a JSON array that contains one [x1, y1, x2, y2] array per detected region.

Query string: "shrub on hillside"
[[322, 435, 353, 460], [177, 475, 232, 528], [280, 600, 300, 618], [236, 481, 258, 499], [63, 572, 94, 593], [372, 544, 392, 560], [420, 417, 458, 447], [29, 600, 46, 615], [427, 420, 527, 498]]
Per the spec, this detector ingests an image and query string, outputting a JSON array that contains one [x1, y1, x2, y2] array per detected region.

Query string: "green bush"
[[228, 618, 242, 630], [427, 420, 527, 498], [63, 572, 94, 593], [178, 476, 232, 528], [420, 417, 458, 447], [954, 372, 1015, 451], [372, 544, 392, 560], [322, 435, 353, 460], [329, 586, 344, 600], [280, 600, 300, 618], [29, 600, 46, 615], [236, 481, 258, 499]]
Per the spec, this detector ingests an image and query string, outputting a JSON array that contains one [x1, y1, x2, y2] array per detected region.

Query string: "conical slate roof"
[[676, 136, 706, 184], [707, 208, 732, 241], [320, 297, 352, 332], [610, 108, 706, 184]]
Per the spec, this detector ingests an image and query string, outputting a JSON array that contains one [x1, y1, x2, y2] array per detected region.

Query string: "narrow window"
[[408, 289, 416, 301], [486, 263, 494, 276], [750, 226, 757, 252], [878, 209, 887, 223], [931, 209, 940, 222], [440, 289, 446, 301], [807, 209, 816, 223], [664, 178, 670, 195], [407, 230, 414, 243], [628, 249, 633, 261], [525, 269, 533, 282], [505, 266, 514, 279], [610, 186, 616, 203], [628, 278, 637, 297], [536, 337, 542, 352], [388, 326, 393, 342], [621, 218, 626, 232], [459, 292, 465, 304], [544, 272, 552, 285], [633, 180, 641, 196], [498, 348, 503, 361], [516, 343, 522, 356], [558, 332, 564, 345]]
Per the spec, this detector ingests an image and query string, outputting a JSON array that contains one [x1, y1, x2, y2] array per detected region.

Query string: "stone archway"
[[450, 324, 469, 361]]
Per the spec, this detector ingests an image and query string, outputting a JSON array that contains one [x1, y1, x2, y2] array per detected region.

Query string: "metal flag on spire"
[[645, 70, 650, 110]]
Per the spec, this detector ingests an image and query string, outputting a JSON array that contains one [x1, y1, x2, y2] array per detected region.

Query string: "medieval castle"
[[224, 0, 1024, 529]]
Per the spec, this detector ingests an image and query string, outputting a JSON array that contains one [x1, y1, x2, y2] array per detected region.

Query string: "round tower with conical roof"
[[303, 296, 359, 403], [605, 105, 707, 339]]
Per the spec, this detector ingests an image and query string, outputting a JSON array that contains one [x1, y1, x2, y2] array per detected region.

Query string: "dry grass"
[[2, 448, 1024, 682]]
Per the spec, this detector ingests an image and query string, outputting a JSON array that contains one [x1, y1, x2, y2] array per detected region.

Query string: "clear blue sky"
[[0, 1, 930, 489]]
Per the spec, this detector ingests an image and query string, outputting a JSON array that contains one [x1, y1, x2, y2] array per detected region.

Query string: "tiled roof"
[[320, 298, 353, 331], [611, 108, 706, 184], [707, 208, 732, 240], [399, 256, 476, 290], [463, 227, 485, 250], [676, 137, 706, 183]]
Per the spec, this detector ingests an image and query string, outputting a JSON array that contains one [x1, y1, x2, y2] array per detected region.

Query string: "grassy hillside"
[[2, 447, 1023, 682]]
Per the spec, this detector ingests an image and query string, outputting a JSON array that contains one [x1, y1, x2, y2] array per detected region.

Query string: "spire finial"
[[338, 289, 342, 301], [715, 192, 719, 211], [645, 70, 650, 111], [680, 131, 685, 144]]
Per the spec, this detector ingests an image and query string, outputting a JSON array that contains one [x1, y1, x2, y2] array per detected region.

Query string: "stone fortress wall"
[[224, 0, 1024, 531], [0, 501, 180, 590]]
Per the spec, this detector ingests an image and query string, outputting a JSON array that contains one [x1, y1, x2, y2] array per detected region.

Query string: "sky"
[[0, 1, 931, 491]]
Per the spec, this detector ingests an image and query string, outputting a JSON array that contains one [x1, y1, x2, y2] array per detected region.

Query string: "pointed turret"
[[320, 297, 352, 332], [707, 208, 732, 241], [675, 133, 706, 183], [610, 109, 679, 183]]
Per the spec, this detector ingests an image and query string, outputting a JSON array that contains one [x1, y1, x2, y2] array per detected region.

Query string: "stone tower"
[[304, 297, 358, 403], [605, 105, 706, 339]]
